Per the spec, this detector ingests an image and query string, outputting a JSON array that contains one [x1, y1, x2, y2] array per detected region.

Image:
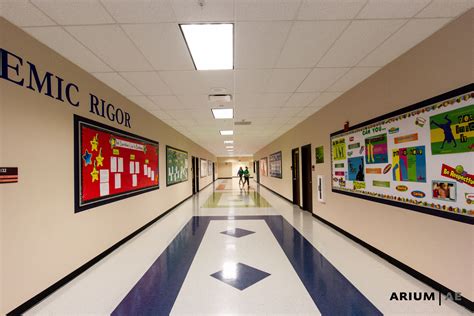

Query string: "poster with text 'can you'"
[[166, 146, 188, 186], [75, 115, 159, 212], [330, 86, 473, 223]]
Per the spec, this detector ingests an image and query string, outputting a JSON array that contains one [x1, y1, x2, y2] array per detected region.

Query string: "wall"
[[254, 10, 473, 301], [0, 18, 216, 314], [216, 156, 254, 178]]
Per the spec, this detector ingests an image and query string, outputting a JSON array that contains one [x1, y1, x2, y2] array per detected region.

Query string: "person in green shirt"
[[243, 166, 250, 189], [237, 167, 244, 187]]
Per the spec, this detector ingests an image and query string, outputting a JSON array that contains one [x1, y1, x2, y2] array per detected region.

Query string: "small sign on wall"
[[0, 167, 18, 183]]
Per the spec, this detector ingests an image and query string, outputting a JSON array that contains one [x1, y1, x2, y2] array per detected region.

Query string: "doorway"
[[256, 160, 260, 184], [301, 144, 313, 212], [192, 156, 199, 194], [212, 162, 215, 182], [291, 147, 300, 205]]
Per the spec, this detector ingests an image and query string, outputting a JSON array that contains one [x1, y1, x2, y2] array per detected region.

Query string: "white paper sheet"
[[135, 161, 139, 174], [99, 183, 109, 196], [129, 161, 135, 174], [144, 164, 148, 176], [132, 174, 137, 187], [147, 167, 151, 178], [110, 157, 117, 172], [117, 157, 124, 172], [100, 169, 109, 183], [151, 171, 155, 181], [115, 173, 121, 189]]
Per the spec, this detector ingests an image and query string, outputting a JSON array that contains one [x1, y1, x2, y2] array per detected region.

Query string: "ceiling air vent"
[[234, 120, 251, 126]]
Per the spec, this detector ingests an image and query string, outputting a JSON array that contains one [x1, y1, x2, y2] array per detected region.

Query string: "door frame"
[[301, 144, 313, 212], [291, 147, 300, 205]]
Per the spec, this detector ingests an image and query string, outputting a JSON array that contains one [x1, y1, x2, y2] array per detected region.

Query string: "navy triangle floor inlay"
[[220, 228, 255, 238], [210, 262, 271, 290]]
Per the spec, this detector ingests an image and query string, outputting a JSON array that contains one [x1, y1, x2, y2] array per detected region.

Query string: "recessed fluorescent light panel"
[[224, 140, 234, 144], [226, 146, 234, 149], [180, 23, 233, 70], [212, 108, 233, 119], [220, 130, 233, 136]]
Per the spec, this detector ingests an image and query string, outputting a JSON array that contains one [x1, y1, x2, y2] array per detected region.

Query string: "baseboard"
[[199, 181, 214, 192], [7, 194, 194, 316], [311, 213, 474, 312], [258, 182, 294, 205]]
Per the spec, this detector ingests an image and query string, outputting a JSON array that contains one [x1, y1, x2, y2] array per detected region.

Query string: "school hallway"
[[22, 179, 468, 315]]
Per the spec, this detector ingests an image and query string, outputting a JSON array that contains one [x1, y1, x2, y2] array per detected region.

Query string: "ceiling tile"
[[276, 20, 350, 68], [176, 94, 211, 108], [23, 26, 112, 72], [126, 95, 158, 111], [318, 19, 406, 67], [100, 0, 176, 23], [148, 95, 183, 110], [150, 109, 173, 121], [159, 70, 233, 94], [307, 91, 342, 109], [235, 93, 292, 108], [284, 92, 320, 107], [357, 0, 431, 19], [416, 0, 473, 17], [235, 0, 301, 21], [327, 67, 379, 92], [122, 23, 194, 71], [265, 68, 311, 93], [0, 0, 55, 26], [66, 25, 152, 71], [297, 67, 348, 92], [235, 69, 272, 93], [297, 0, 366, 20], [171, 0, 234, 22], [31, 0, 114, 25], [235, 21, 292, 68], [120, 71, 171, 95], [359, 18, 450, 66], [92, 72, 142, 96]]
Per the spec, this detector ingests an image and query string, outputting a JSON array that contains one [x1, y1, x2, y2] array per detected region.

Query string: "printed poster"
[[365, 134, 388, 164], [269, 151, 282, 178], [392, 146, 427, 183]]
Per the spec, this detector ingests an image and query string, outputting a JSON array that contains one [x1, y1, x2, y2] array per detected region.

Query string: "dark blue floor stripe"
[[112, 217, 211, 316], [265, 216, 382, 316], [113, 215, 381, 315]]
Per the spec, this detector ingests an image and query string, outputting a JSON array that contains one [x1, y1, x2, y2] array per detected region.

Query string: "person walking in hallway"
[[243, 166, 250, 189], [237, 166, 244, 188]]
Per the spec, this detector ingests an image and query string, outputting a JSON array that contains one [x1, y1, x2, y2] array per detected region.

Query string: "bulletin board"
[[200, 158, 208, 178], [269, 151, 283, 178], [330, 85, 473, 224], [166, 146, 188, 186], [260, 157, 268, 177], [208, 161, 213, 177], [74, 115, 159, 212]]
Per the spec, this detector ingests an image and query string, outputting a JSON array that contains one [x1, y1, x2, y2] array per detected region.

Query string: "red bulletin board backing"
[[74, 115, 159, 212]]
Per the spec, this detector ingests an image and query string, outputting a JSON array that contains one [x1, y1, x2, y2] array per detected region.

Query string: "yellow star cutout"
[[90, 134, 99, 151], [96, 148, 104, 167], [91, 162, 99, 182]]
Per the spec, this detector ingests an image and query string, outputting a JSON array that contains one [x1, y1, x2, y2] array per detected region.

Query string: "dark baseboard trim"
[[258, 183, 294, 205], [311, 213, 473, 312], [199, 181, 214, 192], [7, 194, 194, 316]]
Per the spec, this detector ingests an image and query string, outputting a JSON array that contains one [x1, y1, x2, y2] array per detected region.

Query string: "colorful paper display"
[[330, 86, 473, 222], [260, 157, 268, 177], [166, 146, 188, 186], [75, 115, 159, 212]]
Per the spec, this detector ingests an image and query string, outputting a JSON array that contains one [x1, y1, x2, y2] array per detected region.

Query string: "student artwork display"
[[166, 146, 188, 186], [74, 115, 159, 212], [315, 146, 324, 164], [269, 151, 283, 178], [330, 85, 473, 223], [200, 159, 208, 178], [260, 157, 268, 177], [208, 161, 213, 177]]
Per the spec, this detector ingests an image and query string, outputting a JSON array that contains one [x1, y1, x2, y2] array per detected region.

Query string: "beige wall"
[[0, 19, 216, 314], [255, 10, 473, 301], [217, 156, 254, 178]]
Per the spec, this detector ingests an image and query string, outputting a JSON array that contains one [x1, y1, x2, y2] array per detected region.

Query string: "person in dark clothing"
[[237, 167, 244, 187], [243, 167, 250, 189]]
